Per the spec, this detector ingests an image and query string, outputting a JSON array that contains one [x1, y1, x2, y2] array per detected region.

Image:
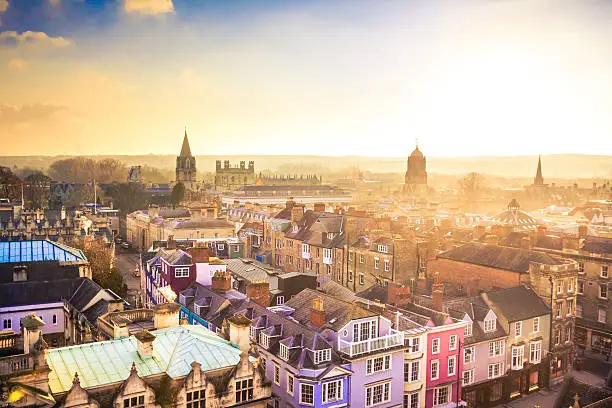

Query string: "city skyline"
[[2, 0, 612, 157]]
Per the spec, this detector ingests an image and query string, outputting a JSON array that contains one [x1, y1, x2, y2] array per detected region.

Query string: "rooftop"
[[484, 285, 551, 322], [0, 240, 87, 264]]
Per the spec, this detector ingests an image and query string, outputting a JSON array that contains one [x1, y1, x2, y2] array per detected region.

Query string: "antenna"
[[93, 178, 97, 215]]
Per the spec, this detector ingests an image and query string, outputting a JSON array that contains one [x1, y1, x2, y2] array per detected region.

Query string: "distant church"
[[176, 128, 197, 190], [534, 155, 545, 187], [404, 144, 428, 193]]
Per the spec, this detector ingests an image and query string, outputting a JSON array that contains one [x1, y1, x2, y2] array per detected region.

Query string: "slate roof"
[[438, 243, 564, 273], [284, 211, 346, 248], [179, 283, 247, 329], [580, 236, 612, 255], [47, 325, 245, 394], [162, 249, 192, 265], [225, 258, 282, 283], [484, 286, 550, 322], [317, 278, 358, 302], [446, 296, 507, 345], [0, 278, 85, 307], [357, 285, 389, 303], [68, 279, 105, 310], [166, 219, 234, 230], [284, 288, 376, 332]]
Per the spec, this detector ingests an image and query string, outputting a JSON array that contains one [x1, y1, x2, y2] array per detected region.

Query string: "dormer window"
[[464, 323, 472, 337], [259, 332, 270, 348], [249, 326, 257, 339], [280, 344, 289, 360], [327, 233, 335, 240], [313, 349, 331, 364], [178, 294, 186, 305], [378, 245, 388, 253], [484, 318, 496, 333], [292, 225, 298, 233]]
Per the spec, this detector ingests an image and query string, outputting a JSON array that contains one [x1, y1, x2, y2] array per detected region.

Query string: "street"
[[115, 247, 141, 306]]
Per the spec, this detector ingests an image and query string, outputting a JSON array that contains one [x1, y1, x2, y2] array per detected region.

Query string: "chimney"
[[228, 314, 252, 353], [167, 235, 176, 250], [285, 199, 295, 210], [431, 272, 444, 312], [134, 330, 156, 358], [310, 297, 326, 328], [291, 204, 305, 223], [153, 303, 181, 330], [212, 270, 232, 293], [313, 203, 326, 213], [20, 314, 45, 355], [246, 281, 270, 308], [387, 283, 411, 306]]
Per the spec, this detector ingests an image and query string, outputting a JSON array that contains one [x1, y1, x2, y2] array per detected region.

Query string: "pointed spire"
[[180, 127, 192, 157], [130, 362, 138, 375], [73, 372, 80, 385], [534, 155, 544, 186]]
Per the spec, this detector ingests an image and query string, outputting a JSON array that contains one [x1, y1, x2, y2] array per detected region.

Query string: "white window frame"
[[359, 273, 364, 285], [175, 267, 190, 278], [431, 359, 439, 380], [359, 254, 365, 264], [259, 332, 269, 348], [464, 323, 472, 337], [463, 369, 474, 386], [515, 321, 522, 337], [322, 379, 343, 404], [404, 392, 419, 408], [2, 319, 11, 329], [602, 265, 609, 278], [533, 317, 540, 333], [407, 361, 420, 383], [366, 354, 391, 375], [448, 355, 456, 376], [600, 284, 608, 300], [280, 344, 289, 360], [432, 338, 440, 354], [313, 349, 331, 364], [300, 383, 314, 406], [433, 385, 450, 406], [565, 326, 571, 343], [484, 318, 496, 332], [489, 340, 504, 357], [511, 345, 524, 370], [287, 372, 294, 396], [365, 381, 391, 407], [449, 335, 457, 351], [374, 258, 379, 270], [276, 296, 285, 306], [488, 362, 504, 379], [530, 340, 542, 364], [407, 337, 420, 353], [464, 346, 475, 364], [273, 363, 280, 385], [599, 307, 607, 323], [384, 259, 390, 272]]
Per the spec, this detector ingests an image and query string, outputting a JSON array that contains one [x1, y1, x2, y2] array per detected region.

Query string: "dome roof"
[[410, 146, 424, 158], [492, 199, 539, 230]]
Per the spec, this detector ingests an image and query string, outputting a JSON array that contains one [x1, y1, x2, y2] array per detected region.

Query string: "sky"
[[1, 0, 612, 157]]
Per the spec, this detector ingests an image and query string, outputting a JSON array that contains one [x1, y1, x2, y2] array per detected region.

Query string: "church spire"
[[180, 127, 192, 157], [534, 155, 544, 186]]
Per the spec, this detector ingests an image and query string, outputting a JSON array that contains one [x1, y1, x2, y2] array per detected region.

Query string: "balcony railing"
[[0, 354, 32, 376], [338, 330, 404, 357]]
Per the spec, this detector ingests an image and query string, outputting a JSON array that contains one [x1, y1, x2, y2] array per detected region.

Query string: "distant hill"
[[0, 154, 610, 180]]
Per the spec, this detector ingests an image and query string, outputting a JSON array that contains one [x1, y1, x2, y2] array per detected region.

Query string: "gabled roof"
[[160, 249, 192, 266], [446, 296, 507, 344], [438, 243, 564, 273], [47, 325, 243, 394], [484, 285, 550, 322], [179, 283, 246, 329], [580, 236, 612, 255]]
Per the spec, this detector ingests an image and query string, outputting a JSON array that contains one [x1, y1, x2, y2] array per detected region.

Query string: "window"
[[52, 314, 57, 325], [365, 382, 391, 407], [378, 244, 388, 253], [464, 323, 472, 337], [448, 355, 456, 376], [123, 395, 145, 408], [557, 281, 563, 294], [287, 373, 294, 395], [431, 360, 439, 380], [322, 380, 342, 404], [404, 361, 419, 382], [314, 349, 331, 364], [302, 244, 310, 255], [530, 341, 542, 364], [300, 384, 314, 406], [449, 335, 457, 351], [348, 271, 353, 282], [512, 345, 524, 369], [366, 355, 391, 375], [419, 257, 426, 270], [323, 248, 332, 258], [578, 262, 585, 273], [464, 347, 474, 364], [259, 332, 269, 348], [217, 244, 225, 251], [599, 307, 607, 323], [276, 296, 285, 306], [602, 265, 609, 278], [433, 385, 450, 406], [484, 318, 496, 332], [175, 267, 189, 278], [3, 319, 11, 329], [359, 274, 364, 285], [567, 299, 573, 316], [488, 363, 503, 379], [235, 379, 254, 403], [348, 251, 353, 262], [274, 363, 280, 385], [515, 321, 522, 337], [404, 392, 419, 408], [578, 280, 584, 294], [554, 329, 561, 345], [532, 317, 539, 333], [407, 337, 420, 353], [374, 258, 379, 269], [565, 326, 571, 343], [249, 326, 256, 339], [186, 389, 205, 408], [384, 260, 390, 272], [432, 338, 440, 354], [601, 284, 608, 299], [555, 302, 562, 318], [463, 369, 474, 386], [489, 340, 504, 357], [280, 344, 289, 360], [359, 254, 365, 264]]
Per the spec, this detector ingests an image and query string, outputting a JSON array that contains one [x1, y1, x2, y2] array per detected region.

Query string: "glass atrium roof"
[[0, 240, 86, 264]]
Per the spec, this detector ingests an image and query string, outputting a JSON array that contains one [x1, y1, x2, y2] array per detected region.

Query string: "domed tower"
[[404, 144, 428, 191], [176, 128, 196, 190]]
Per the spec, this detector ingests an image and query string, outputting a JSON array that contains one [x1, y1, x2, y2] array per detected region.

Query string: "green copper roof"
[[47, 325, 243, 394]]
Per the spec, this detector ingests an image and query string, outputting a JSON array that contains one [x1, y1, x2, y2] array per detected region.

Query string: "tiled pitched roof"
[[446, 297, 507, 344], [580, 236, 612, 255], [438, 243, 564, 273], [484, 285, 550, 322]]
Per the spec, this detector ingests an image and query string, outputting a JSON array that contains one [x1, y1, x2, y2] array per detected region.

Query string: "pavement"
[[499, 386, 560, 408], [115, 247, 141, 306]]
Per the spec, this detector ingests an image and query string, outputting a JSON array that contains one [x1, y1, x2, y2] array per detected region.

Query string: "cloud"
[[0, 31, 73, 47], [8, 58, 28, 69], [0, 103, 68, 125], [124, 0, 173, 15]]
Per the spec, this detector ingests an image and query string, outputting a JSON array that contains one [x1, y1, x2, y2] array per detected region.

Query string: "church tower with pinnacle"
[[176, 128, 197, 190], [534, 155, 544, 186]]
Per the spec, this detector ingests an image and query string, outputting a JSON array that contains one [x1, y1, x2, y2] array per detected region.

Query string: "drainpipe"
[[456, 339, 462, 407]]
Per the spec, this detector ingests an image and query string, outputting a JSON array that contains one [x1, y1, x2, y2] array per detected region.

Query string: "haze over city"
[[2, 0, 612, 157]]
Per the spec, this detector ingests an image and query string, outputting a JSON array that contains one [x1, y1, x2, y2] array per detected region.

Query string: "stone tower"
[[176, 128, 196, 190], [404, 144, 428, 192], [534, 155, 544, 186]]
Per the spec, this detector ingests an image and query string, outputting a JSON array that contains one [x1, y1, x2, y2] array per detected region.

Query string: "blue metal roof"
[[0, 240, 86, 264]]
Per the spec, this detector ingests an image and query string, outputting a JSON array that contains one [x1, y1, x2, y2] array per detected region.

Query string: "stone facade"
[[215, 160, 255, 191], [176, 130, 197, 191]]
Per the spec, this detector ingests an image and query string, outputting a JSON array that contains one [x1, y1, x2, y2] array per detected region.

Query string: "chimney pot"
[[246, 281, 270, 308], [310, 297, 326, 328], [211, 270, 232, 293]]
